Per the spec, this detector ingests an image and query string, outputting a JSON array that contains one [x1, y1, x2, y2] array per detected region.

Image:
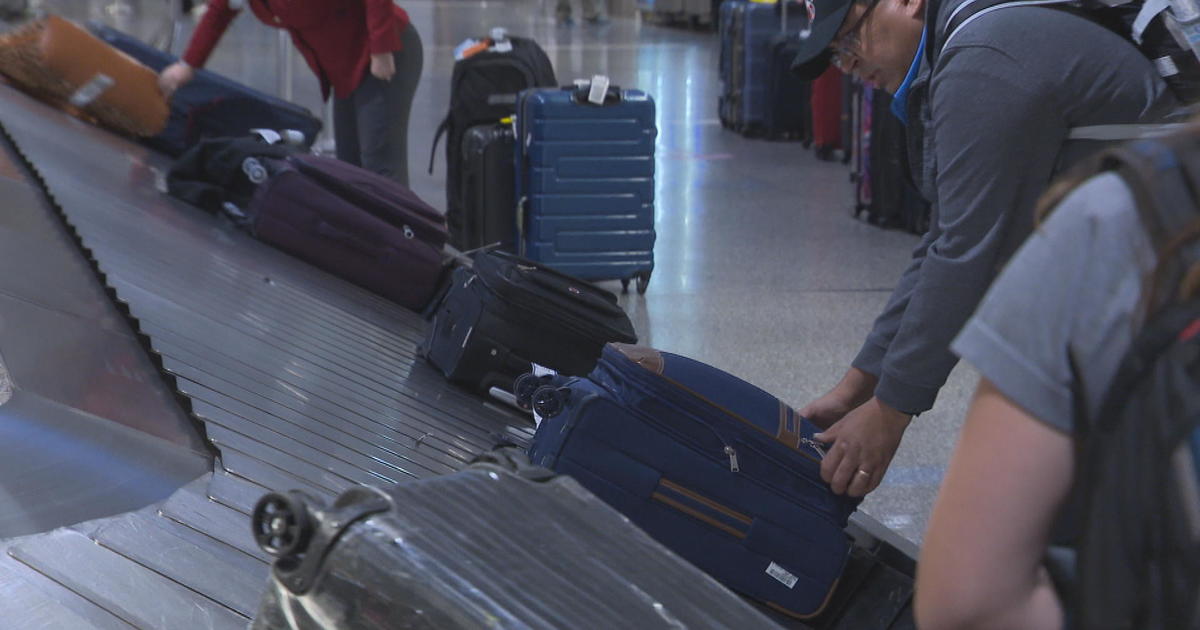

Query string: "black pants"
[[333, 23, 423, 186]]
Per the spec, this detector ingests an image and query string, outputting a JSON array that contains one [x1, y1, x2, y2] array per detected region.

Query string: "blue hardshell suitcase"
[[523, 343, 858, 619], [514, 85, 656, 293], [88, 23, 322, 157], [718, 1, 803, 135]]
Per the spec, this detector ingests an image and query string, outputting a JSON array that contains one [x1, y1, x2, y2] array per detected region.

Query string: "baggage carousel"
[[0, 82, 917, 629]]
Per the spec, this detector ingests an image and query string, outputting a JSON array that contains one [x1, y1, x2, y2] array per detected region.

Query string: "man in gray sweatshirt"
[[790, 0, 1177, 497]]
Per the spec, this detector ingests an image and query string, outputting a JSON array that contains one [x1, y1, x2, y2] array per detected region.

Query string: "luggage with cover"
[[522, 343, 859, 619], [249, 448, 783, 630]]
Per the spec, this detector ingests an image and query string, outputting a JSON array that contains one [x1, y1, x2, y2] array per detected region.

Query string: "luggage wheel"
[[531, 385, 568, 419], [620, 271, 651, 295], [513, 372, 552, 410], [252, 492, 314, 559]]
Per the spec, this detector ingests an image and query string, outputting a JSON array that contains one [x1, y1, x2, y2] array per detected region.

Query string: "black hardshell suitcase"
[[459, 122, 517, 252], [853, 88, 930, 234], [250, 449, 781, 630], [423, 250, 637, 395]]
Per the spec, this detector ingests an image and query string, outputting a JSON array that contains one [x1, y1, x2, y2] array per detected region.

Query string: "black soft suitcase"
[[765, 32, 811, 142], [459, 122, 517, 252], [423, 250, 637, 395], [249, 449, 780, 629]]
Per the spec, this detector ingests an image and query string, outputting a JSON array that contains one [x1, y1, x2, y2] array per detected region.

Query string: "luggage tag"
[[68, 73, 114, 108]]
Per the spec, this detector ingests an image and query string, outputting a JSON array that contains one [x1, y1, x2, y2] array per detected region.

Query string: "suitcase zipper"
[[724, 446, 740, 472]]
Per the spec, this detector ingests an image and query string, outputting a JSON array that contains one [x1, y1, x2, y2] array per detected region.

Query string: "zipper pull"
[[724, 446, 740, 473], [801, 437, 827, 459]]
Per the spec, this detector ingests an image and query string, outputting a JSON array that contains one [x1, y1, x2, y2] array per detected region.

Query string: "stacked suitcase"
[[718, 1, 804, 137], [459, 121, 518, 251], [514, 84, 657, 293]]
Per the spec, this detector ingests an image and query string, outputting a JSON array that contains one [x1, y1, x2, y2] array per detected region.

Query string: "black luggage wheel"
[[620, 271, 651, 295], [253, 492, 314, 558], [531, 385, 568, 418], [514, 372, 552, 410]]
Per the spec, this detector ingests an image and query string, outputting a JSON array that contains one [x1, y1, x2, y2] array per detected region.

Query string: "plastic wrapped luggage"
[[521, 343, 859, 619], [423, 250, 637, 396], [249, 449, 782, 630], [88, 23, 322, 157], [0, 15, 168, 136], [514, 82, 656, 292], [459, 121, 517, 252]]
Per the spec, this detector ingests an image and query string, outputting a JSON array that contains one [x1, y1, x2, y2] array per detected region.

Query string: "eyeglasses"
[[830, 0, 879, 72]]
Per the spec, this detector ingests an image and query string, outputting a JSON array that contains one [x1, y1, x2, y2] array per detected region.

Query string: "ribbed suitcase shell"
[[251, 452, 782, 630], [514, 87, 656, 288]]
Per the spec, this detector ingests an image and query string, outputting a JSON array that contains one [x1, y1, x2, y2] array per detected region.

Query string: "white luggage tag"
[[587, 75, 611, 105], [68, 73, 114, 108]]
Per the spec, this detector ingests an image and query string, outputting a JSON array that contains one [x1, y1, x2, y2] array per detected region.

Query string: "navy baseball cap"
[[791, 0, 854, 80]]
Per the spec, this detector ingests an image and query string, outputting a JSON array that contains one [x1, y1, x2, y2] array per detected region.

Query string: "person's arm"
[[916, 378, 1072, 630], [181, 0, 240, 69], [872, 43, 1067, 416], [160, 0, 240, 96], [364, 0, 403, 56]]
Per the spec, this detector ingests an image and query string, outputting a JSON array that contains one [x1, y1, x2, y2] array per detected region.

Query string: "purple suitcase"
[[249, 155, 448, 310]]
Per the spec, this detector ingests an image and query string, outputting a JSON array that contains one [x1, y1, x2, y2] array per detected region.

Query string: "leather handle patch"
[[611, 342, 664, 375]]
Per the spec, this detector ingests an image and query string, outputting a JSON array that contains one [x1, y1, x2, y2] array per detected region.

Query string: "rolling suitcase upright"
[[522, 344, 859, 619], [423, 250, 637, 396], [718, 1, 802, 136], [514, 82, 656, 293], [0, 15, 168, 137], [88, 23, 322, 157], [764, 31, 811, 141], [459, 121, 518, 252], [811, 65, 846, 160], [853, 88, 930, 234], [250, 449, 782, 630]]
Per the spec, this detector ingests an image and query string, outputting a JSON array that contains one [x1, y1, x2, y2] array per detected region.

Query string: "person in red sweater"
[[158, 0, 422, 186]]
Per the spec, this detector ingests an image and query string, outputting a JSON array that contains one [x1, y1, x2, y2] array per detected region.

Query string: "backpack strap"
[[427, 113, 450, 175]]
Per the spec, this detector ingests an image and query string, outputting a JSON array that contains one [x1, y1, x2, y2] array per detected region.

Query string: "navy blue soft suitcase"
[[514, 84, 656, 293], [88, 23, 322, 157], [522, 343, 857, 619]]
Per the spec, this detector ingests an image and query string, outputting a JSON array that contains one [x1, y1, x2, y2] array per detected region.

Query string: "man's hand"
[[370, 52, 395, 81], [800, 367, 878, 430], [158, 61, 195, 98], [814, 397, 911, 497]]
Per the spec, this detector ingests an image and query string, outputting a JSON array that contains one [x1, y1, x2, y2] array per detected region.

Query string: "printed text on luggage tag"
[[766, 562, 799, 589], [69, 74, 114, 108]]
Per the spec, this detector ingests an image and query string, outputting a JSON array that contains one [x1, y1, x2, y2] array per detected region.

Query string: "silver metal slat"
[[8, 529, 247, 630], [204, 425, 360, 496], [0, 557, 135, 630], [158, 479, 273, 563], [92, 511, 269, 618]]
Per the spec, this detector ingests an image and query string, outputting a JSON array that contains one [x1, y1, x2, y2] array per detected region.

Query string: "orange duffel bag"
[[0, 15, 168, 136]]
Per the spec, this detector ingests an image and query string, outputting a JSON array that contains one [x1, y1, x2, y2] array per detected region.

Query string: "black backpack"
[[925, 0, 1200, 105], [1070, 135, 1200, 630], [427, 36, 556, 249]]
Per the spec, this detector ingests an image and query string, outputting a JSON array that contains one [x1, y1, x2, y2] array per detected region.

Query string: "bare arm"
[[916, 378, 1073, 630]]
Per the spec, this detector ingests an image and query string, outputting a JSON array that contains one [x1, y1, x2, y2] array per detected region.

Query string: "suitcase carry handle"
[[563, 83, 623, 105]]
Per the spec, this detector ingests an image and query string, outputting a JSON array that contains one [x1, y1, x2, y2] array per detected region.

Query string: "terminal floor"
[[30, 0, 977, 545]]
